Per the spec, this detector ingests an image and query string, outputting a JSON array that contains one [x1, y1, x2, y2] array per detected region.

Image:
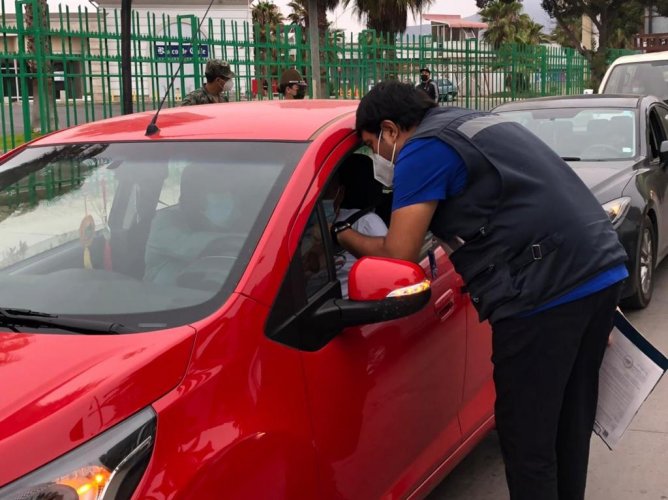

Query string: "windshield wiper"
[[561, 156, 581, 161], [0, 308, 132, 334]]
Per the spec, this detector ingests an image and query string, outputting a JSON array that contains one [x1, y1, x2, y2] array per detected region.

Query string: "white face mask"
[[373, 130, 396, 187], [222, 79, 234, 92]]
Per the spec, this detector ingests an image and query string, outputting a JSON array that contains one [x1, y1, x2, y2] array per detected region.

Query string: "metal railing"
[[0, 0, 636, 153]]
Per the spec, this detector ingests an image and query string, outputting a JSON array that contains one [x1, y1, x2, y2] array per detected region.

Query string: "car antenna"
[[145, 0, 217, 136]]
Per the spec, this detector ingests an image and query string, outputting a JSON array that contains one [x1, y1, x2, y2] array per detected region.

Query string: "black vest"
[[410, 107, 627, 323]]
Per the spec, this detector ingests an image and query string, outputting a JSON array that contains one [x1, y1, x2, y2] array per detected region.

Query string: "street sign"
[[154, 44, 209, 59]]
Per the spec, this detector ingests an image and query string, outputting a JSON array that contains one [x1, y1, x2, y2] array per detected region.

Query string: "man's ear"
[[380, 120, 400, 142]]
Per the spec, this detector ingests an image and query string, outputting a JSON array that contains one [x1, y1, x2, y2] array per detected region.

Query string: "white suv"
[[599, 51, 668, 101]]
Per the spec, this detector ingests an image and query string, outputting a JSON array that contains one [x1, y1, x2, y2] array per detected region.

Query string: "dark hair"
[[339, 154, 382, 210], [355, 80, 437, 135]]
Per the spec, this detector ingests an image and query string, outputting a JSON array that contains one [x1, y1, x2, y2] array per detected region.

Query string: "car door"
[[647, 104, 668, 259], [266, 144, 467, 499]]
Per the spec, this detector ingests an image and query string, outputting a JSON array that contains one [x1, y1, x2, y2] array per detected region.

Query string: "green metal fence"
[[0, 0, 634, 153]]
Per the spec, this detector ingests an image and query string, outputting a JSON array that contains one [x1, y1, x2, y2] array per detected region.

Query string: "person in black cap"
[[416, 67, 439, 103], [182, 59, 235, 106], [279, 68, 308, 100]]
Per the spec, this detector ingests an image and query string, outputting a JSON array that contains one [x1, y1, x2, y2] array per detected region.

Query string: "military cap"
[[280, 68, 307, 87], [205, 59, 235, 79]]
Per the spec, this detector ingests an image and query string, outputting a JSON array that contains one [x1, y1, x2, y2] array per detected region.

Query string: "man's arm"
[[337, 201, 437, 263]]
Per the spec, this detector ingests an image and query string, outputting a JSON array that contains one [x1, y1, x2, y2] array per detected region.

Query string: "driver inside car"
[[144, 164, 235, 287]]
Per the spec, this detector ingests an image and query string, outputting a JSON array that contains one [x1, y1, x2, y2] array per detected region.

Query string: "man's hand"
[[337, 201, 437, 263]]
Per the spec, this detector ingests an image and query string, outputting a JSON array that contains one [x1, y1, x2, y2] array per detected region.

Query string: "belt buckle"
[[531, 244, 542, 260]]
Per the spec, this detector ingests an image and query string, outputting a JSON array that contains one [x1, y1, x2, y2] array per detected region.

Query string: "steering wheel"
[[175, 234, 247, 291], [198, 234, 247, 258], [176, 256, 237, 292], [580, 144, 620, 158]]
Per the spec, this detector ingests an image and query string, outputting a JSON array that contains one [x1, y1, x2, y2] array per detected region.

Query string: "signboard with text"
[[154, 44, 209, 59]]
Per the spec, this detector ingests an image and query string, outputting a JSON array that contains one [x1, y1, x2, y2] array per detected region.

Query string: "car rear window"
[[0, 141, 306, 330]]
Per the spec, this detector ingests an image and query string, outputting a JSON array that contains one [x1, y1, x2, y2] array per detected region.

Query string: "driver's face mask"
[[204, 194, 234, 227], [372, 130, 396, 188]]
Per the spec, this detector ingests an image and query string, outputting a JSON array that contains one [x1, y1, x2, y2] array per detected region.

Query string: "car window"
[[648, 107, 667, 160], [603, 61, 668, 101], [300, 208, 334, 298], [0, 141, 305, 329], [499, 107, 638, 160]]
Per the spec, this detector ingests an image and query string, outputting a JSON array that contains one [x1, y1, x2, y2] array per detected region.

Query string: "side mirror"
[[583, 89, 594, 95], [310, 257, 431, 331], [661, 140, 668, 164]]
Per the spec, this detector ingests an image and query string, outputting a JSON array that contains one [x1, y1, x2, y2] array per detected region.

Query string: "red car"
[[0, 101, 494, 499]]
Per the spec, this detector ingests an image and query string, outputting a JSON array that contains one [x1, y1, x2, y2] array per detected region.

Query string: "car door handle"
[[434, 289, 455, 321]]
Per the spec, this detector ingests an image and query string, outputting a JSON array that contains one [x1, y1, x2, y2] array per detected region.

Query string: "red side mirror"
[[348, 257, 430, 302]]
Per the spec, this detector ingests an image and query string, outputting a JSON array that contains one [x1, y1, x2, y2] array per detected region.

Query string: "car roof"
[[608, 51, 668, 64], [33, 100, 360, 145], [493, 94, 646, 112]]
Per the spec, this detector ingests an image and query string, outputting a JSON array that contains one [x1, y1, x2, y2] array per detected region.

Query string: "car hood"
[[566, 160, 638, 203], [0, 327, 196, 486]]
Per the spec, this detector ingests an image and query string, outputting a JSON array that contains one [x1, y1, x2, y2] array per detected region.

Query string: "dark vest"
[[410, 107, 627, 323]]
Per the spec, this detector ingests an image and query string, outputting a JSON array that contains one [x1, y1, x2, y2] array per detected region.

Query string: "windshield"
[[498, 108, 638, 160], [0, 141, 306, 330], [603, 60, 668, 101]]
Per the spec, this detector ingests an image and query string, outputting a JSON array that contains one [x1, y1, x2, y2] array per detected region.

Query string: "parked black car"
[[437, 79, 458, 102], [493, 94, 668, 308]]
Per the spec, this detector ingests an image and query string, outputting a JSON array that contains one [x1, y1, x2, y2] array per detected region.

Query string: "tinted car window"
[[0, 141, 306, 329], [499, 108, 638, 160], [603, 61, 668, 101]]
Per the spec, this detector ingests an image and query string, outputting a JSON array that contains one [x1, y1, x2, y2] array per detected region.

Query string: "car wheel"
[[622, 215, 655, 309], [446, 93, 454, 102]]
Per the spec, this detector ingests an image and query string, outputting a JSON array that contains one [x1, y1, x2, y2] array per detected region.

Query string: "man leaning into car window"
[[334, 81, 628, 500]]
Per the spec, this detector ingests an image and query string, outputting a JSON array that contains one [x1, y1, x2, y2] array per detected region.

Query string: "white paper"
[[593, 326, 665, 449]]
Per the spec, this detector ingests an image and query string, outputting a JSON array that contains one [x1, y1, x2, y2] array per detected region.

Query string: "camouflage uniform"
[[181, 59, 234, 106], [181, 86, 228, 106]]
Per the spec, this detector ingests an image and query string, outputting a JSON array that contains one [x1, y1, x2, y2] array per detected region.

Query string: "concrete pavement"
[[429, 260, 668, 500]]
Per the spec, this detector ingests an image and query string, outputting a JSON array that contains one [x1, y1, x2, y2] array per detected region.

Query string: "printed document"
[[593, 310, 668, 449]]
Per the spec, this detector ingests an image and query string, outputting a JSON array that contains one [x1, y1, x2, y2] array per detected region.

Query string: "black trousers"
[[491, 282, 624, 500]]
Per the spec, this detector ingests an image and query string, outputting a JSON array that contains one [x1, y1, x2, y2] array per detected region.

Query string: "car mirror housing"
[[309, 257, 431, 334]]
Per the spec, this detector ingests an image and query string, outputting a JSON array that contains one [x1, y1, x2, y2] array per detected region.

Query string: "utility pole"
[[121, 0, 133, 114], [307, 0, 320, 98]]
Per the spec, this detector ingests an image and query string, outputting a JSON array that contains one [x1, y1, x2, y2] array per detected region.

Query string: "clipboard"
[[593, 309, 668, 449]]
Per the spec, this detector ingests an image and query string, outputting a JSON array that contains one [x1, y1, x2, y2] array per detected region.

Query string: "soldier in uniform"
[[181, 59, 235, 106], [279, 68, 308, 100]]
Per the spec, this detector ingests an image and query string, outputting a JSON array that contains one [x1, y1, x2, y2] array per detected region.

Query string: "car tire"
[[622, 215, 655, 309], [446, 93, 454, 102]]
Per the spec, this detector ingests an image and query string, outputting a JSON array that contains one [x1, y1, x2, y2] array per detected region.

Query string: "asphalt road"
[[428, 259, 668, 499]]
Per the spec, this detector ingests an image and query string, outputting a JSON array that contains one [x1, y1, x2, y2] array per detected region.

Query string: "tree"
[[476, 0, 520, 8], [480, 1, 525, 48], [251, 1, 284, 91], [480, 1, 549, 47], [345, 0, 434, 38], [541, 0, 668, 85]]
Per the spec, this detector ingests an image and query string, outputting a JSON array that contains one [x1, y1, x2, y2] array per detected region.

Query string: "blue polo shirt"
[[392, 137, 627, 314]]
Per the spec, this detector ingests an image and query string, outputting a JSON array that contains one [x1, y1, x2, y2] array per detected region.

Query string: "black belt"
[[508, 234, 562, 274]]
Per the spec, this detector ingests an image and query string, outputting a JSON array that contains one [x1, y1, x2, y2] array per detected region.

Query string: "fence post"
[[15, 0, 32, 142], [540, 45, 547, 96]]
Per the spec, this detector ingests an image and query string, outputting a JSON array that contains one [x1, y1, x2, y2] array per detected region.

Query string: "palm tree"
[[251, 1, 284, 93], [287, 0, 308, 27], [480, 0, 525, 48], [345, 0, 433, 38], [518, 18, 550, 45]]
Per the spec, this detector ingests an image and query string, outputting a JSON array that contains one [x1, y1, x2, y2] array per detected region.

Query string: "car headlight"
[[0, 407, 156, 500], [602, 197, 631, 225]]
